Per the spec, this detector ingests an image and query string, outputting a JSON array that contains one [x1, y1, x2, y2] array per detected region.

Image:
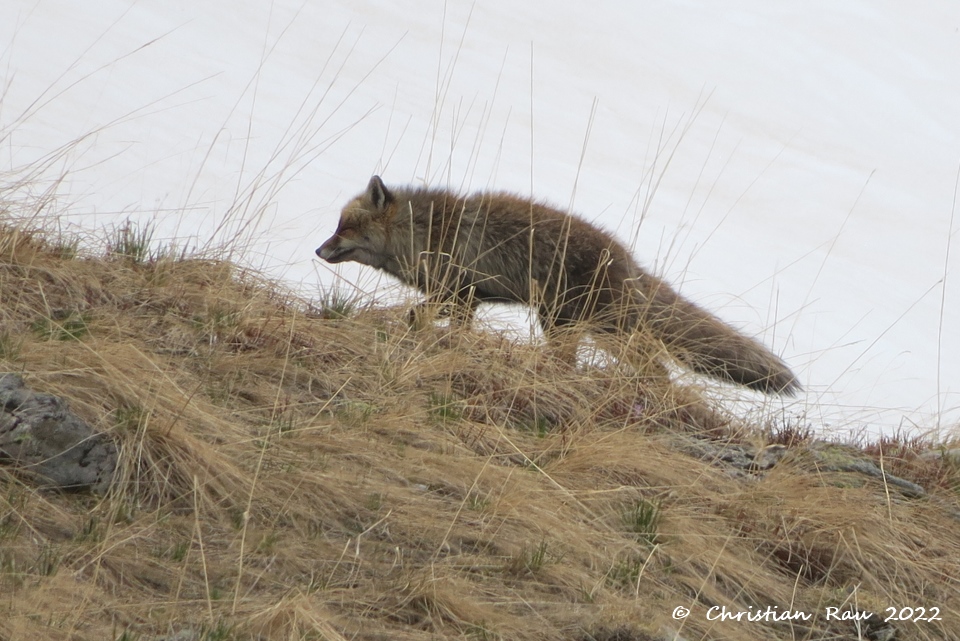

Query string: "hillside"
[[1, 216, 959, 641]]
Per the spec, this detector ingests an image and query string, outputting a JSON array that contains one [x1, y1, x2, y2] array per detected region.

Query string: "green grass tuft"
[[30, 311, 90, 341], [106, 220, 156, 265], [621, 498, 662, 546]]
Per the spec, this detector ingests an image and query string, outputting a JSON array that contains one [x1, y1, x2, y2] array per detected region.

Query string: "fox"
[[316, 176, 800, 395]]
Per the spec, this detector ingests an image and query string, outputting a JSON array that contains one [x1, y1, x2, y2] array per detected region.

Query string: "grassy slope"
[[1, 221, 959, 641]]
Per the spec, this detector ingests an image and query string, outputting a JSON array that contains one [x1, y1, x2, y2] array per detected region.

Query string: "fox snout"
[[316, 234, 356, 264], [317, 228, 382, 267], [316, 236, 341, 262]]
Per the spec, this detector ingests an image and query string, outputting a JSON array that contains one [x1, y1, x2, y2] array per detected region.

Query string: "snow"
[[3, 0, 958, 437]]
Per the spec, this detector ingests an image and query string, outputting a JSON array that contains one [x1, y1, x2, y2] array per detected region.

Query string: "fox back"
[[317, 176, 800, 396]]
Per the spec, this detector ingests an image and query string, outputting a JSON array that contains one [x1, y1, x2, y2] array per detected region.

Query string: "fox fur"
[[317, 176, 800, 395]]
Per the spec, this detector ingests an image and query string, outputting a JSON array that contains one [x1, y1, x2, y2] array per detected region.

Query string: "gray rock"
[[677, 436, 926, 499], [675, 437, 755, 470], [920, 447, 960, 465], [675, 438, 786, 474], [0, 373, 116, 492], [810, 442, 926, 498]]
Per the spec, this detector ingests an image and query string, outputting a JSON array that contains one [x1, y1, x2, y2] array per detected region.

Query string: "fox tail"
[[631, 276, 800, 395]]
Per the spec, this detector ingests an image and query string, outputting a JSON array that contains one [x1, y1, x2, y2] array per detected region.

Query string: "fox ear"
[[367, 176, 393, 211]]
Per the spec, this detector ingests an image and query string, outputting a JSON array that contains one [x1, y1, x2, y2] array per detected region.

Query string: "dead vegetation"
[[1, 217, 959, 641]]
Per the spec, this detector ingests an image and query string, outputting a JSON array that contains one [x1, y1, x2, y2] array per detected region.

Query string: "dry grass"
[[1, 217, 959, 641]]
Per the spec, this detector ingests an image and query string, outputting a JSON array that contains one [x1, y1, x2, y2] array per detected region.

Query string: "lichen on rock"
[[0, 373, 116, 492]]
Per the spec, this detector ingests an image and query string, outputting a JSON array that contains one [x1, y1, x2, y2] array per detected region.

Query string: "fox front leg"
[[538, 314, 582, 366], [408, 293, 480, 330]]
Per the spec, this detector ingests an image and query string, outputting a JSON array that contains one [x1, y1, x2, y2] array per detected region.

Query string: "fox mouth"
[[316, 244, 354, 263]]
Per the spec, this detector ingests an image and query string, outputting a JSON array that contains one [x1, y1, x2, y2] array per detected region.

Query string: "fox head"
[[316, 176, 395, 268]]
